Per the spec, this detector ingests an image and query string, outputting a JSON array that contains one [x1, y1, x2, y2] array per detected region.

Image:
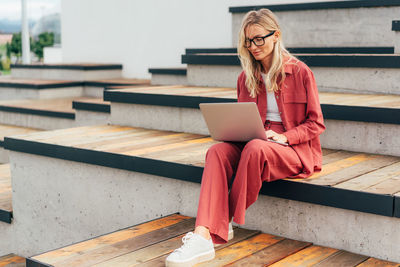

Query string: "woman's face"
[[245, 24, 278, 63]]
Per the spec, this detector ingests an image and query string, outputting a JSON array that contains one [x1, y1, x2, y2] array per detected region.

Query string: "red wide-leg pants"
[[195, 121, 303, 244]]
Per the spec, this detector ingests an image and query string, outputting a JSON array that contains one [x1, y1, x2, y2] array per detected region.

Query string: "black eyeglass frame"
[[244, 31, 276, 48]]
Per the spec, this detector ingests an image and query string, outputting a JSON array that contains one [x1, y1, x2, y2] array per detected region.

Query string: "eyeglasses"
[[244, 31, 276, 48]]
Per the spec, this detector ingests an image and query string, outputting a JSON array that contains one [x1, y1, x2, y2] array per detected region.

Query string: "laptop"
[[199, 102, 288, 145]]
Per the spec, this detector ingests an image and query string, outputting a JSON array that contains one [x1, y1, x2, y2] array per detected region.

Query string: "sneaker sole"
[[166, 250, 215, 267]]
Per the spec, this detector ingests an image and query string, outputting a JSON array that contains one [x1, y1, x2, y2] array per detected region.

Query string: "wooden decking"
[[0, 124, 41, 145], [10, 125, 400, 195], [28, 214, 400, 267], [0, 254, 25, 267]]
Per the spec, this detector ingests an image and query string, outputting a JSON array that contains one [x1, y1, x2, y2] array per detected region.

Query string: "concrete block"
[[75, 110, 111, 127], [0, 86, 83, 100], [0, 111, 76, 130], [151, 74, 188, 86], [11, 69, 122, 81], [0, 147, 9, 163], [7, 151, 400, 261], [187, 65, 241, 88], [7, 151, 193, 257], [110, 103, 210, 135], [83, 86, 105, 98], [395, 31, 400, 54], [187, 64, 400, 95], [232, 7, 400, 47], [321, 119, 400, 157]]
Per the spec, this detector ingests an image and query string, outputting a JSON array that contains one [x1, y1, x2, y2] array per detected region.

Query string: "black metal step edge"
[[72, 101, 110, 113], [0, 81, 83, 90], [104, 91, 236, 108], [3, 137, 395, 218], [182, 54, 400, 68], [11, 64, 122, 70], [186, 47, 395, 55], [104, 91, 400, 125], [26, 258, 53, 267], [395, 196, 400, 218], [229, 0, 400, 13], [0, 140, 4, 147], [0, 209, 12, 224], [393, 20, 400, 31], [0, 106, 75, 119], [148, 68, 187, 75]]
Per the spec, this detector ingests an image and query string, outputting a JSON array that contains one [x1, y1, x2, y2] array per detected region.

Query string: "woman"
[[166, 8, 325, 267]]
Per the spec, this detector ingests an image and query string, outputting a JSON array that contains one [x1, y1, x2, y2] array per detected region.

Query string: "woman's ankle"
[[194, 225, 211, 240]]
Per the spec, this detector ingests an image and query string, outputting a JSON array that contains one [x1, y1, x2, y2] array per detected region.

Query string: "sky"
[[0, 0, 60, 21]]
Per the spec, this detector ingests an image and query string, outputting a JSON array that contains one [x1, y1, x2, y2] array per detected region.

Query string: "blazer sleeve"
[[283, 66, 326, 145]]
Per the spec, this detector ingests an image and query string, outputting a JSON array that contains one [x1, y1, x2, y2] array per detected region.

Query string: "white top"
[[262, 73, 282, 122]]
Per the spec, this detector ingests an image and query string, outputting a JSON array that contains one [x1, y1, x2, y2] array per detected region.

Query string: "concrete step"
[[394, 20, 400, 53], [83, 78, 150, 97], [0, 124, 41, 163], [104, 85, 400, 156], [0, 78, 150, 100], [0, 254, 25, 267], [149, 68, 187, 86], [26, 214, 399, 267], [0, 97, 78, 130], [0, 78, 83, 100], [10, 63, 123, 81], [0, 164, 12, 224], [230, 0, 400, 48], [3, 125, 400, 260], [182, 53, 400, 95], [72, 98, 111, 126]]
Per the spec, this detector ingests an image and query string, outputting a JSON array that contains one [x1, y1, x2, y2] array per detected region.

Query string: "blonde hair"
[[238, 9, 296, 97]]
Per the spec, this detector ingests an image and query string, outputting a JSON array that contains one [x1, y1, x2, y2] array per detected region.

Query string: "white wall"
[[60, 0, 347, 78]]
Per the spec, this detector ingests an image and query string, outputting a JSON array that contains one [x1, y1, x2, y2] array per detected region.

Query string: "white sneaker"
[[166, 232, 215, 267], [228, 222, 234, 240]]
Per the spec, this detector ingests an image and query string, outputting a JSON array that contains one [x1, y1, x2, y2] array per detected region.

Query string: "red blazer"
[[236, 58, 325, 178]]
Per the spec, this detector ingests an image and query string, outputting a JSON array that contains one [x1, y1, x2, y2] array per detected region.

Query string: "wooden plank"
[[32, 214, 189, 265], [227, 238, 312, 266], [50, 218, 196, 267], [0, 254, 25, 267], [356, 258, 400, 267], [321, 151, 357, 165], [335, 162, 400, 191], [100, 133, 205, 154], [92, 228, 259, 267], [123, 137, 213, 157], [267, 245, 338, 266], [292, 153, 371, 182], [196, 233, 284, 267], [306, 155, 400, 186], [312, 250, 369, 267], [362, 174, 400, 195]]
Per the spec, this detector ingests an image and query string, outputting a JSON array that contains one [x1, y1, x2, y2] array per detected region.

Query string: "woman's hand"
[[265, 130, 288, 143]]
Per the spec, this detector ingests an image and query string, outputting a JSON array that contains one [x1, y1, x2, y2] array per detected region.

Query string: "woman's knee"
[[206, 142, 238, 159]]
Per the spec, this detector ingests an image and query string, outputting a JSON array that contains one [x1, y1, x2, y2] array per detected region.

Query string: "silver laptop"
[[199, 102, 288, 145]]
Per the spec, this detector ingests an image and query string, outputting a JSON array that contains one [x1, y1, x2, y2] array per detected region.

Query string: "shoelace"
[[174, 232, 195, 253]]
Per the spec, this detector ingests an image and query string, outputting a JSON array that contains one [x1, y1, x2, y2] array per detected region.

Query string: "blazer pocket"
[[283, 92, 307, 103]]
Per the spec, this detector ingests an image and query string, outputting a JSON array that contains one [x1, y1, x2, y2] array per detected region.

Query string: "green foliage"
[[32, 32, 54, 60]]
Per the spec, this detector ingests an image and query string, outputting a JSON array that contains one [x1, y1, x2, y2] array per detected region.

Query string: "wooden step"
[[0, 254, 25, 267], [0, 124, 41, 147], [4, 124, 400, 218], [72, 98, 110, 113], [83, 78, 150, 98], [0, 164, 12, 223], [27, 214, 400, 267]]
